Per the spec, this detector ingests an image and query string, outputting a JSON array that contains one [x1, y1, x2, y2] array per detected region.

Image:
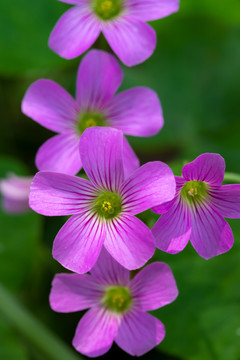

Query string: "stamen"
[[181, 180, 208, 205], [102, 286, 132, 313], [77, 111, 105, 134], [93, 191, 122, 219], [92, 0, 123, 21], [85, 118, 97, 128], [101, 0, 113, 10]]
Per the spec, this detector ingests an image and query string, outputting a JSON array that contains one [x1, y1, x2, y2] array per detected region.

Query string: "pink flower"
[[48, 0, 179, 66], [0, 173, 32, 214], [29, 127, 176, 273], [49, 248, 178, 357], [152, 153, 240, 259], [22, 49, 164, 177]]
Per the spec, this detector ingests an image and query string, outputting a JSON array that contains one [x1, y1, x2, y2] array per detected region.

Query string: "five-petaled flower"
[[152, 153, 240, 259], [0, 173, 32, 214], [48, 0, 179, 66], [29, 127, 176, 273], [22, 49, 164, 177], [49, 248, 178, 357]]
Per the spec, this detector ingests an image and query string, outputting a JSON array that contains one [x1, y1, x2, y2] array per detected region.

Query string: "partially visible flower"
[[50, 248, 178, 357], [29, 127, 176, 273], [22, 49, 163, 177], [152, 153, 240, 259], [0, 173, 32, 214], [48, 0, 180, 66]]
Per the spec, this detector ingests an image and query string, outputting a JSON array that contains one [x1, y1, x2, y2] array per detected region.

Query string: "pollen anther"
[[102, 286, 132, 313], [92, 0, 123, 21], [94, 191, 122, 219], [181, 180, 208, 205], [100, 0, 113, 10]]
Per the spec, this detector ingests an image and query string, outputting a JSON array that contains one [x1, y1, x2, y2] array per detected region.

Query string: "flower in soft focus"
[[152, 153, 240, 259], [22, 49, 164, 177], [48, 0, 179, 66], [29, 127, 176, 273], [50, 248, 178, 357], [0, 173, 32, 214]]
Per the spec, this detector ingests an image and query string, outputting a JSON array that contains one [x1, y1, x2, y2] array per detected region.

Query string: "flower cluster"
[[30, 127, 176, 273], [152, 153, 240, 259], [1, 0, 240, 358], [22, 49, 163, 177], [50, 248, 178, 357], [49, 0, 180, 66]]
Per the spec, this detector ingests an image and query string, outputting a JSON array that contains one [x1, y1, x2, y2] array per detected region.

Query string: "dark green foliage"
[[0, 0, 240, 359]]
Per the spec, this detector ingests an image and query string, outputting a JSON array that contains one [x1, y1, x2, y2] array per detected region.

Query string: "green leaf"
[[0, 156, 41, 291], [0, 314, 28, 360], [124, 10, 240, 173], [0, 0, 68, 76], [154, 219, 240, 360], [0, 156, 29, 177], [0, 209, 41, 290], [0, 284, 82, 360], [181, 0, 240, 25]]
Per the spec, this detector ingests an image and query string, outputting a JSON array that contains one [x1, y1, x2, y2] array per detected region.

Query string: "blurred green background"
[[0, 0, 240, 359]]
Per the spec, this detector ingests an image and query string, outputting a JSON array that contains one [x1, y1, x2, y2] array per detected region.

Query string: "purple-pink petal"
[[36, 133, 81, 175], [190, 204, 234, 259], [102, 16, 156, 66], [130, 262, 178, 311], [122, 137, 140, 179], [210, 184, 240, 219], [152, 197, 176, 214], [152, 199, 191, 254], [128, 0, 180, 22], [91, 247, 130, 286], [76, 49, 123, 110], [73, 307, 119, 357], [115, 311, 165, 356], [1, 197, 29, 214], [58, 0, 86, 4], [29, 172, 96, 216], [182, 153, 225, 185], [104, 214, 155, 270], [152, 176, 185, 214], [48, 7, 101, 59], [22, 79, 78, 133], [121, 162, 176, 215], [0, 174, 32, 214], [80, 127, 124, 192], [49, 273, 101, 313], [107, 87, 163, 136], [52, 212, 106, 273]]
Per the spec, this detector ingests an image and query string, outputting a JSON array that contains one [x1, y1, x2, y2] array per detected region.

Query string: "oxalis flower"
[[22, 49, 163, 177], [29, 127, 176, 273], [49, 248, 178, 357], [0, 173, 32, 214], [48, 0, 180, 66], [152, 153, 240, 259]]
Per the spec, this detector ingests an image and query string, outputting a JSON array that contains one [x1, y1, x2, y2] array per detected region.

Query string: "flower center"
[[94, 191, 122, 219], [102, 286, 132, 313], [77, 112, 105, 134], [92, 0, 123, 21], [180, 180, 208, 205]]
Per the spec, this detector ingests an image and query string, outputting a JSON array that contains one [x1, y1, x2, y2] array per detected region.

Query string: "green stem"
[[224, 172, 240, 183], [95, 33, 112, 52], [0, 283, 81, 360]]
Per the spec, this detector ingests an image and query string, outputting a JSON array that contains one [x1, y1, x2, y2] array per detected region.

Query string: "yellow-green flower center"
[[94, 191, 122, 219], [77, 112, 105, 134], [92, 0, 123, 21], [181, 180, 208, 205], [102, 286, 132, 313]]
